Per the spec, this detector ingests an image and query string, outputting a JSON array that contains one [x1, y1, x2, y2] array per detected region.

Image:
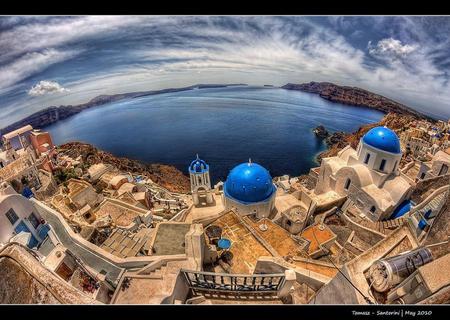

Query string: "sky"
[[0, 15, 450, 127]]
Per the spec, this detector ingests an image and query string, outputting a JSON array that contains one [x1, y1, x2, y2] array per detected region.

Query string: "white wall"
[[0, 192, 42, 244]]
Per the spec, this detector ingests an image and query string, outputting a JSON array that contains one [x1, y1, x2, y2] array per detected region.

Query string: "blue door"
[[14, 221, 39, 248]]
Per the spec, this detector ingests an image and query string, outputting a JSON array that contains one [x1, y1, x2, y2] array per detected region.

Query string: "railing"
[[181, 269, 285, 294]]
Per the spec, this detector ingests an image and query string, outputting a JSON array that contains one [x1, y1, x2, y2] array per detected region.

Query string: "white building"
[[313, 126, 413, 221], [188, 155, 214, 206], [417, 149, 450, 180], [0, 182, 48, 248]]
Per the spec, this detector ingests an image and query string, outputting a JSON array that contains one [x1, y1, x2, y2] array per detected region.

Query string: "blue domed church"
[[312, 126, 413, 221], [223, 159, 276, 219]]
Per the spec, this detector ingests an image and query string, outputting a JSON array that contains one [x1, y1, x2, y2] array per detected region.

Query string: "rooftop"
[[151, 222, 191, 255], [208, 211, 271, 274], [94, 198, 148, 227], [2, 125, 33, 140], [301, 224, 337, 255], [243, 216, 307, 258]]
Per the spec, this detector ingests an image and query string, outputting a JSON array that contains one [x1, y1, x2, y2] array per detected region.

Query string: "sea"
[[46, 85, 384, 184]]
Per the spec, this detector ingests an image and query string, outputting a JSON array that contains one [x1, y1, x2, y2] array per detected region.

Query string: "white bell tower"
[[189, 154, 213, 206]]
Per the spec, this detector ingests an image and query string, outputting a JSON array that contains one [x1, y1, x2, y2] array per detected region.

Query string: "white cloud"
[[28, 80, 69, 96], [0, 16, 173, 62], [1, 16, 450, 123], [368, 38, 417, 58], [0, 49, 80, 90]]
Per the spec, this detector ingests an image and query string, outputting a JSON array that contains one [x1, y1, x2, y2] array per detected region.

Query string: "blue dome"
[[188, 155, 209, 174], [224, 161, 276, 204], [362, 126, 401, 154]]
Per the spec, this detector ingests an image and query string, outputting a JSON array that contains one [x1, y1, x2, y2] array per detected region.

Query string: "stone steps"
[[376, 217, 406, 234]]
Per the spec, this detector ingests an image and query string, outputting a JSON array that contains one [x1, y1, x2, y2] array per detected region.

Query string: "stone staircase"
[[375, 191, 447, 235], [376, 217, 407, 235], [413, 192, 446, 220], [111, 259, 195, 304]]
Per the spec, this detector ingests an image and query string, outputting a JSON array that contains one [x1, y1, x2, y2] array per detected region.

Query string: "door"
[[439, 164, 448, 176], [14, 221, 39, 248]]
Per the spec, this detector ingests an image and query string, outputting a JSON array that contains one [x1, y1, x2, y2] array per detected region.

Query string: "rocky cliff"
[[316, 112, 418, 164], [282, 82, 430, 119], [57, 142, 190, 193]]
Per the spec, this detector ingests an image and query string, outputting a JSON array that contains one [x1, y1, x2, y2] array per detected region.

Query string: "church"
[[313, 126, 413, 221], [188, 156, 276, 220], [188, 126, 413, 223]]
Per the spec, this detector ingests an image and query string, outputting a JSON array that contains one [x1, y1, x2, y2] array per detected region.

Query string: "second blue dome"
[[224, 161, 275, 203], [362, 126, 401, 154]]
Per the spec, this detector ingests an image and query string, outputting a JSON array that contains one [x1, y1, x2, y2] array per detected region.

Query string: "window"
[[5, 208, 19, 225], [344, 178, 351, 190], [287, 220, 292, 226], [28, 212, 40, 229], [393, 161, 398, 172], [439, 164, 448, 176], [370, 206, 376, 214], [364, 153, 371, 164], [379, 159, 387, 171], [420, 172, 426, 179]]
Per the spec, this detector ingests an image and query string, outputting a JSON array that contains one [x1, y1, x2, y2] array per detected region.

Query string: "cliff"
[[282, 82, 430, 120], [0, 84, 246, 136], [316, 112, 418, 164], [57, 142, 190, 193]]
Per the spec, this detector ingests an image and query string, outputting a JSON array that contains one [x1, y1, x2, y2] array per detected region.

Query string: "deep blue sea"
[[46, 86, 384, 183]]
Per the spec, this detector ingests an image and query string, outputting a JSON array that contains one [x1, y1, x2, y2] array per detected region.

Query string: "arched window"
[[379, 159, 386, 171], [370, 206, 376, 214], [364, 153, 371, 164], [344, 178, 351, 190]]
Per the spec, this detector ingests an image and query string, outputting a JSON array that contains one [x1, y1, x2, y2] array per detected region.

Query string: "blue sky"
[[0, 16, 449, 127]]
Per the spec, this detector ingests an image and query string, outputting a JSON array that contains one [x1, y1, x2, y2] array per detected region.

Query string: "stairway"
[[412, 192, 447, 225], [376, 217, 407, 235], [375, 191, 447, 235], [112, 259, 195, 304]]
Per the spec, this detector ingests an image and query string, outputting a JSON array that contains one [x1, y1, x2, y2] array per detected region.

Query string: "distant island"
[[282, 82, 430, 120], [0, 81, 431, 136]]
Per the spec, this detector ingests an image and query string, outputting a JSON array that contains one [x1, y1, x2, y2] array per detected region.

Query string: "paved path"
[[32, 200, 124, 284]]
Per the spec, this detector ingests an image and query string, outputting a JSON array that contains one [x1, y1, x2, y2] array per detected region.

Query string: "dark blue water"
[[46, 86, 384, 183]]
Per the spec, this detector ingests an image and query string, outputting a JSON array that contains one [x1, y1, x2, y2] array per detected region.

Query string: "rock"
[[313, 125, 329, 139], [282, 82, 431, 120], [57, 142, 190, 193]]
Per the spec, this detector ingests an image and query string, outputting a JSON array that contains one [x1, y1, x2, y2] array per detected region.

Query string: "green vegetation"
[[54, 168, 78, 184]]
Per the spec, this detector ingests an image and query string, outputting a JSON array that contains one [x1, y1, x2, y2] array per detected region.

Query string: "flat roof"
[[243, 216, 306, 257], [94, 199, 146, 227], [301, 224, 336, 255], [209, 211, 271, 274], [2, 125, 33, 140], [151, 223, 191, 255]]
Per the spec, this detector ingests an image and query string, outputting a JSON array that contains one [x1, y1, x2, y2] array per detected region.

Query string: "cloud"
[[0, 49, 80, 90], [28, 80, 69, 96], [368, 38, 417, 58], [0, 16, 450, 124]]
